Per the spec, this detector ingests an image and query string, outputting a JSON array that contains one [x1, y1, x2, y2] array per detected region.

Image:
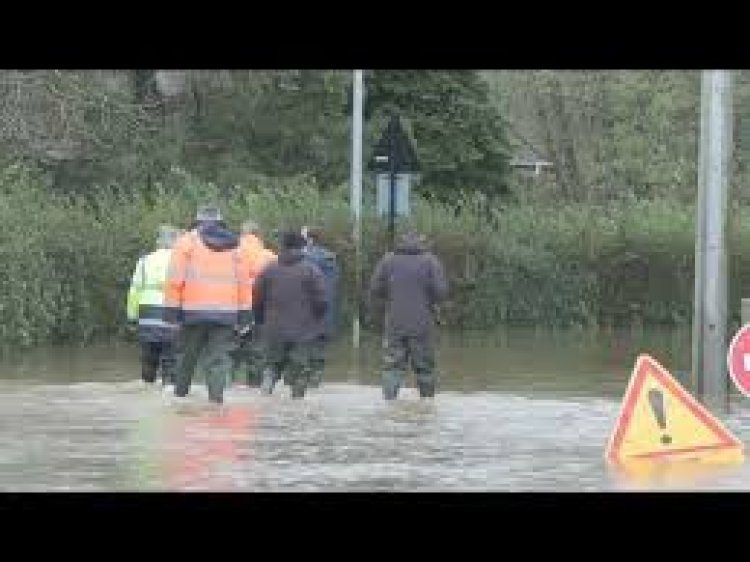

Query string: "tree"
[[486, 70, 702, 203], [183, 70, 350, 187], [361, 70, 512, 204]]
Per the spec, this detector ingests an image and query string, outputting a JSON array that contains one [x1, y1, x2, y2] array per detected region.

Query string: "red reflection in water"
[[164, 405, 256, 491]]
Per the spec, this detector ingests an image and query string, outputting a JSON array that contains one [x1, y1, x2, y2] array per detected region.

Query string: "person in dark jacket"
[[369, 231, 449, 400], [301, 225, 339, 388], [253, 231, 328, 399]]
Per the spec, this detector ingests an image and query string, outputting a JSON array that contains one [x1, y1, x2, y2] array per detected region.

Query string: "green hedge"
[[2, 163, 750, 348]]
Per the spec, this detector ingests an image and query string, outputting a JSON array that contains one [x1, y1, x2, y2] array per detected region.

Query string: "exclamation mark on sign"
[[648, 388, 672, 445]]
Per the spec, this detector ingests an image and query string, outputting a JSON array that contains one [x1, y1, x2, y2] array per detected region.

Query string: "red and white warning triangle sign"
[[606, 354, 743, 465]]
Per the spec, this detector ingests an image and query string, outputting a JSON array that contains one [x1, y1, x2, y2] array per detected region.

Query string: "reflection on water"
[[0, 327, 749, 491], [161, 405, 256, 491]]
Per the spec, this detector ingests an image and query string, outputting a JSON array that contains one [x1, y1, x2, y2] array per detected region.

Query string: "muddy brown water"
[[1, 328, 749, 491]]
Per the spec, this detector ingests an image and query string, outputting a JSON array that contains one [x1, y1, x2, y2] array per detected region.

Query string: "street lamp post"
[[369, 114, 419, 249], [351, 70, 363, 350]]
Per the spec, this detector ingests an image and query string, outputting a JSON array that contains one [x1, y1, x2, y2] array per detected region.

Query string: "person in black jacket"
[[369, 231, 449, 400], [253, 231, 328, 399]]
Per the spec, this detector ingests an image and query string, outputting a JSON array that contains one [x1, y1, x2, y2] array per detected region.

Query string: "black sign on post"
[[368, 114, 419, 248]]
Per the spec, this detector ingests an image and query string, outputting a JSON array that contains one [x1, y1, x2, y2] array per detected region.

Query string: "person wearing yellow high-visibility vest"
[[127, 225, 182, 386]]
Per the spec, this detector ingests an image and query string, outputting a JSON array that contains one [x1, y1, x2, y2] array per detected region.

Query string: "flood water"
[[2, 327, 750, 491]]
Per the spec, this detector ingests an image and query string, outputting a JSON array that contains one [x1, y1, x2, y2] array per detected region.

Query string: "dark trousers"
[[262, 340, 314, 398], [140, 341, 176, 384], [308, 335, 328, 387], [229, 336, 266, 387], [174, 324, 236, 403], [382, 332, 436, 399]]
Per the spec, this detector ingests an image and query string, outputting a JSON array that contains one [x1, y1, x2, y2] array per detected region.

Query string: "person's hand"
[[236, 323, 253, 338], [433, 305, 444, 326], [124, 321, 138, 341]]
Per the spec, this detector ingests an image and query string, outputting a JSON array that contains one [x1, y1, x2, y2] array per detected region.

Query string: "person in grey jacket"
[[253, 231, 328, 399], [369, 231, 449, 400], [301, 225, 339, 387]]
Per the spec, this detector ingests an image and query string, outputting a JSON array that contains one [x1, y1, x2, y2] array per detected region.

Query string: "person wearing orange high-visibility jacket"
[[239, 220, 278, 293], [229, 220, 278, 387], [165, 205, 252, 404]]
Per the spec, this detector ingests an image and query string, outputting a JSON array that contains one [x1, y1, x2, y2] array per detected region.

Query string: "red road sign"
[[727, 324, 750, 397]]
